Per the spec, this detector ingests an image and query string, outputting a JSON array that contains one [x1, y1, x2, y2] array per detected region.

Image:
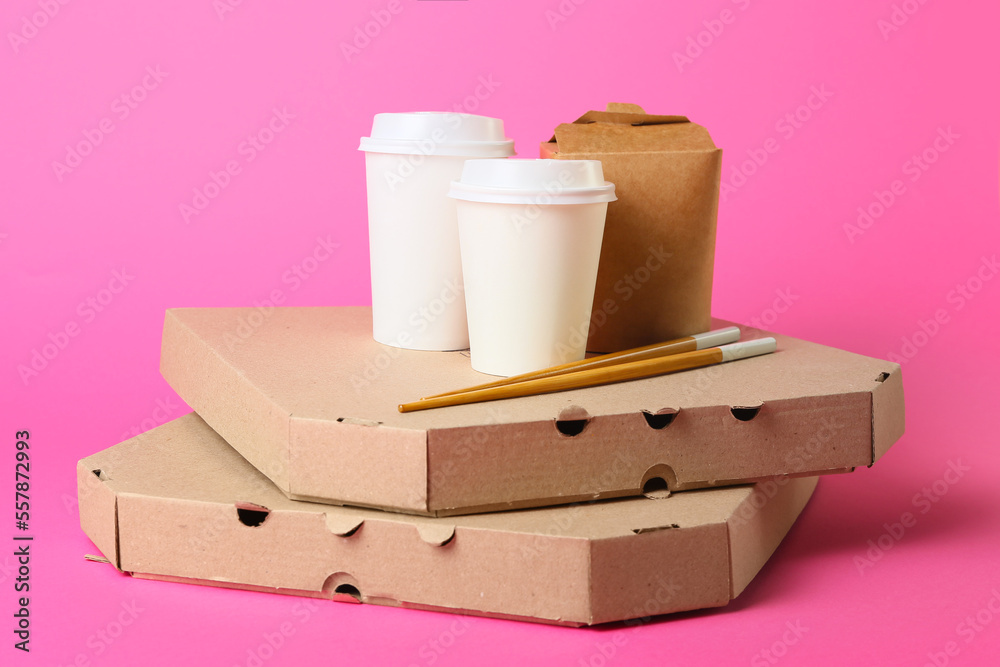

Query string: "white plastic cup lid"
[[359, 112, 516, 158], [448, 158, 617, 205]]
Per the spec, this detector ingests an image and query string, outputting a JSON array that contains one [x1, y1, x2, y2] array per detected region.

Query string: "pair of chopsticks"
[[397, 327, 776, 413]]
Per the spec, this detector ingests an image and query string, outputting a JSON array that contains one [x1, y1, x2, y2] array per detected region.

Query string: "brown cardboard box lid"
[[78, 413, 818, 626], [546, 103, 716, 155], [159, 307, 903, 515]]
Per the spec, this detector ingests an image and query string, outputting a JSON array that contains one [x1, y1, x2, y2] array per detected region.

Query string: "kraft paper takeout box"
[[77, 413, 818, 626], [159, 307, 904, 516], [541, 103, 722, 353]]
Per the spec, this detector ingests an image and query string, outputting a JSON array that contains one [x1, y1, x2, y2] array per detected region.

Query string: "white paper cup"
[[359, 112, 515, 351], [449, 159, 616, 376]]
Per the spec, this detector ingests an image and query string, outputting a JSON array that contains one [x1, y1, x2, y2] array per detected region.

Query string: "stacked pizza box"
[[77, 307, 903, 626]]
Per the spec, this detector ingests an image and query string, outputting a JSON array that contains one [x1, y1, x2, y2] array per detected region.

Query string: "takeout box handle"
[[548, 103, 690, 143]]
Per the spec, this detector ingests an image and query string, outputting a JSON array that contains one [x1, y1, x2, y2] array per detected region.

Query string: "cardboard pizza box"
[[78, 413, 818, 626], [159, 306, 903, 516]]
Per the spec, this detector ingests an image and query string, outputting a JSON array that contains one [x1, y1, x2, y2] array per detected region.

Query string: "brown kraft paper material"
[[542, 103, 721, 353]]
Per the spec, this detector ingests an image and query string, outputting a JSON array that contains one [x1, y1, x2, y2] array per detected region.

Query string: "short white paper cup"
[[450, 159, 616, 376], [360, 112, 515, 351]]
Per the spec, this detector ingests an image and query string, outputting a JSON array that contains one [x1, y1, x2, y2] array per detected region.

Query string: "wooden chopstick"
[[421, 326, 742, 401], [398, 337, 776, 413]]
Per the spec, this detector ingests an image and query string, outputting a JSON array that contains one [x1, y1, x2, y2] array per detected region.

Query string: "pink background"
[[3, 0, 999, 665]]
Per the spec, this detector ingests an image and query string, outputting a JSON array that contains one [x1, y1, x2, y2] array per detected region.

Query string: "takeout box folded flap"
[[548, 103, 713, 154]]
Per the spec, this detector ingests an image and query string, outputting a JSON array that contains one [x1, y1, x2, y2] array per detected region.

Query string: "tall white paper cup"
[[450, 159, 616, 376], [360, 113, 515, 351]]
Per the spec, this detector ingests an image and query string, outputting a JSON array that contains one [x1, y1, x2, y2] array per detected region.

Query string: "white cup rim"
[[359, 137, 516, 157], [448, 180, 617, 205]]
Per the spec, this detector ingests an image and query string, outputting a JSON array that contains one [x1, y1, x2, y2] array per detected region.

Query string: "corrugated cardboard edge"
[[77, 461, 121, 571], [872, 365, 905, 463], [160, 309, 293, 491], [161, 307, 904, 516], [726, 476, 819, 598], [424, 394, 865, 515], [76, 424, 817, 626], [588, 523, 730, 625], [289, 417, 430, 513], [80, 484, 733, 626], [587, 476, 818, 624], [286, 487, 636, 519], [108, 490, 593, 624], [130, 573, 587, 627]]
